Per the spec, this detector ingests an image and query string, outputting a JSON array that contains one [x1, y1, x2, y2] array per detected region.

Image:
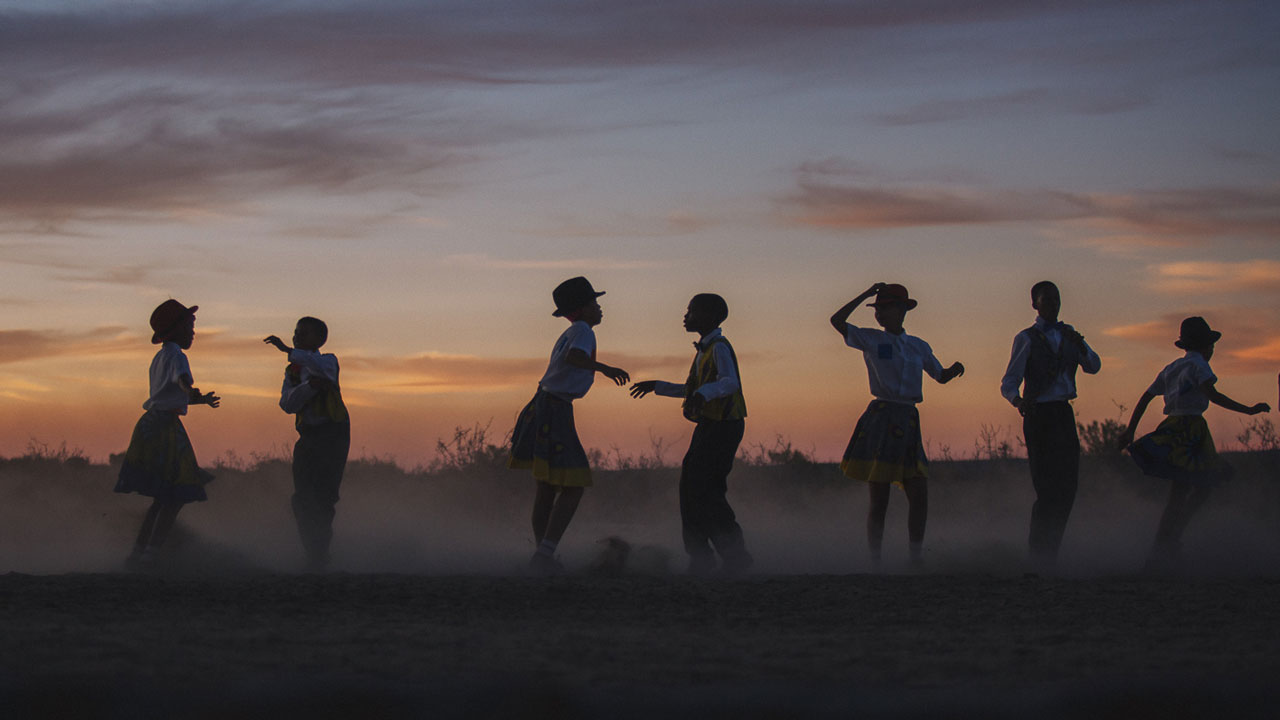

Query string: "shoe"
[[529, 552, 565, 576]]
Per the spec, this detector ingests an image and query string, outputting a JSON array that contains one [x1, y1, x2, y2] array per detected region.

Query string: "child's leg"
[[148, 501, 183, 549], [903, 477, 928, 562], [531, 481, 557, 545], [543, 486, 584, 544], [1155, 481, 1210, 549], [867, 482, 891, 562], [133, 498, 164, 549]]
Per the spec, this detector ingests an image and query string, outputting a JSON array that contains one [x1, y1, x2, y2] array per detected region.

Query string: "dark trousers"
[[1023, 402, 1079, 561], [293, 421, 350, 564], [680, 419, 747, 560]]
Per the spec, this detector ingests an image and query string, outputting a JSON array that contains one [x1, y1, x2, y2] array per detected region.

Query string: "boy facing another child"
[[265, 317, 350, 572], [630, 293, 752, 576]]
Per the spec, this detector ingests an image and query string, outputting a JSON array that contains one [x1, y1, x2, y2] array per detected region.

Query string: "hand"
[[866, 282, 887, 297], [1015, 397, 1031, 418], [601, 365, 630, 386], [1250, 402, 1272, 415], [946, 362, 965, 382], [263, 335, 290, 353], [197, 390, 221, 408], [1066, 329, 1087, 352], [683, 393, 706, 420], [629, 380, 658, 399], [1117, 428, 1134, 451]]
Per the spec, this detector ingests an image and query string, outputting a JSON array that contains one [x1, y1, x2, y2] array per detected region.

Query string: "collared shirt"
[[1000, 316, 1101, 406], [843, 323, 943, 404], [653, 328, 741, 400], [1147, 351, 1217, 416], [142, 342, 192, 414], [538, 320, 596, 401], [280, 348, 342, 424]]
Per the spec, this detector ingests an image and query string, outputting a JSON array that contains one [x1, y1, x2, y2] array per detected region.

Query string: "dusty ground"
[[3, 572, 1279, 719]]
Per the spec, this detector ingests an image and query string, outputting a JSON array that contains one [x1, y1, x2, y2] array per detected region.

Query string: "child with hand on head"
[[509, 277, 629, 574], [265, 316, 350, 573], [1117, 316, 1270, 571], [630, 293, 752, 576], [115, 300, 219, 570], [830, 283, 964, 569]]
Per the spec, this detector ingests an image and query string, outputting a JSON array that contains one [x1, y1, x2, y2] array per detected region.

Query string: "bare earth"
[[3, 572, 1279, 719]]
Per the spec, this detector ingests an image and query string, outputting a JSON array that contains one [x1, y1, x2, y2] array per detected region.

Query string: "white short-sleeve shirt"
[[538, 321, 597, 401], [143, 342, 192, 414], [1147, 351, 1217, 416], [844, 324, 943, 404]]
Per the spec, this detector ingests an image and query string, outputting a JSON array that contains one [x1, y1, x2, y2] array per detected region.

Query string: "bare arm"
[[567, 348, 630, 386], [1117, 392, 1155, 449], [1204, 381, 1270, 416], [939, 362, 965, 384], [829, 283, 884, 333]]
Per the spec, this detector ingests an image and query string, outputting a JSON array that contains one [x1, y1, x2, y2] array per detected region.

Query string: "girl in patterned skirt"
[[1118, 316, 1269, 571], [830, 283, 964, 568], [115, 300, 220, 569]]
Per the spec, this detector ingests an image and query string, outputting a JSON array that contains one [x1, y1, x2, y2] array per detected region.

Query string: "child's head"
[[1175, 316, 1220, 359], [293, 316, 328, 351], [552, 276, 606, 326], [868, 284, 916, 332], [684, 293, 728, 335], [1031, 281, 1061, 321], [150, 299, 197, 349]]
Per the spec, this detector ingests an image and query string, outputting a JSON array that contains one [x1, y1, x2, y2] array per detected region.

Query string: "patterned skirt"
[[840, 400, 929, 485], [115, 409, 214, 503], [508, 389, 592, 487], [1128, 414, 1232, 486]]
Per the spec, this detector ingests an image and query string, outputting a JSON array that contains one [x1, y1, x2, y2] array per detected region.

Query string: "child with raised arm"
[[509, 277, 629, 574], [630, 293, 752, 576], [1117, 317, 1270, 571], [115, 300, 220, 569], [830, 283, 964, 569], [265, 317, 350, 572]]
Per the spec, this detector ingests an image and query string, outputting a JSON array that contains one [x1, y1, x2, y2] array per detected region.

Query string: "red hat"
[[868, 284, 918, 310], [150, 299, 197, 344]]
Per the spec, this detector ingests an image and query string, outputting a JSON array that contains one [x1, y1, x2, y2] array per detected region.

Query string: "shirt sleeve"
[[919, 340, 944, 382], [844, 323, 873, 351], [280, 371, 318, 414], [694, 342, 741, 400], [1193, 358, 1218, 386], [1145, 372, 1167, 397], [287, 349, 340, 385], [1000, 331, 1030, 406], [1078, 334, 1101, 375]]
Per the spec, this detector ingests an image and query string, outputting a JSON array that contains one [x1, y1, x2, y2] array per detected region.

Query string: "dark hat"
[[868, 284, 918, 310], [1174, 316, 1221, 350], [150, 299, 197, 344], [551, 276, 605, 317]]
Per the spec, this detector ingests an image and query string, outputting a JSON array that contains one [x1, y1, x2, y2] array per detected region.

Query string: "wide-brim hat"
[[150, 299, 197, 344], [552, 276, 605, 317], [868, 284, 918, 310], [1174, 316, 1221, 350]]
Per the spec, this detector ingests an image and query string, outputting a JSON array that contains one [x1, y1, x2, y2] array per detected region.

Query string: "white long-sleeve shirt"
[[1000, 316, 1101, 406], [280, 348, 341, 421]]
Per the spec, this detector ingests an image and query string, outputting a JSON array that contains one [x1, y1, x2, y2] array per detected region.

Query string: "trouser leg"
[[680, 420, 747, 561], [1024, 403, 1079, 562], [292, 423, 350, 564]]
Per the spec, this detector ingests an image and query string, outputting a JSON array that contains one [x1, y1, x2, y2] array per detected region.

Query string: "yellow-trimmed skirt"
[[840, 400, 929, 486], [115, 409, 214, 504], [508, 389, 592, 487], [1128, 414, 1231, 486]]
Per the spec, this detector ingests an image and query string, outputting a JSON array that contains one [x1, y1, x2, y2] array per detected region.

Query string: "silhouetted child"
[[1000, 281, 1101, 570], [115, 300, 219, 569], [830, 283, 964, 568], [1117, 317, 1269, 571], [509, 277, 629, 574], [265, 317, 350, 572], [630, 293, 752, 576]]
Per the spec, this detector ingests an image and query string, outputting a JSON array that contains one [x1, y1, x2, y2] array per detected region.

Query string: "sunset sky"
[[1, 0, 1277, 466]]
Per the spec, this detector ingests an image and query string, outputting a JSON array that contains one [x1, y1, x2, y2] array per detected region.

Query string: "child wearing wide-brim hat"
[[829, 282, 964, 569], [508, 277, 630, 574], [115, 300, 221, 570], [1118, 316, 1270, 571]]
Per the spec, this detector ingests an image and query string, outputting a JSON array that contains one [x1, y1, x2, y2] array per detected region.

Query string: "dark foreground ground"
[[3, 572, 1279, 719]]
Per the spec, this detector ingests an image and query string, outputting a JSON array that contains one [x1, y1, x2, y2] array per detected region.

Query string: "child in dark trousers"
[[265, 317, 350, 572], [115, 300, 220, 570], [509, 277, 629, 574], [630, 293, 752, 576], [1117, 316, 1269, 571]]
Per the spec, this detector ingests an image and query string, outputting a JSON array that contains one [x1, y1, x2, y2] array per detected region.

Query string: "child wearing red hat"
[[830, 283, 964, 569], [115, 300, 221, 570], [1118, 316, 1270, 571], [508, 277, 630, 574]]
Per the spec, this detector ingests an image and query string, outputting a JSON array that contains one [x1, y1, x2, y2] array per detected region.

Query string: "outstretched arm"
[[939, 362, 965, 384], [830, 283, 884, 333], [1117, 392, 1155, 449], [1205, 381, 1270, 415], [567, 348, 630, 386]]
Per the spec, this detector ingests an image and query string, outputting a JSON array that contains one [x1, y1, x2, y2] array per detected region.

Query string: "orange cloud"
[[1145, 260, 1280, 295], [0, 326, 138, 365]]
